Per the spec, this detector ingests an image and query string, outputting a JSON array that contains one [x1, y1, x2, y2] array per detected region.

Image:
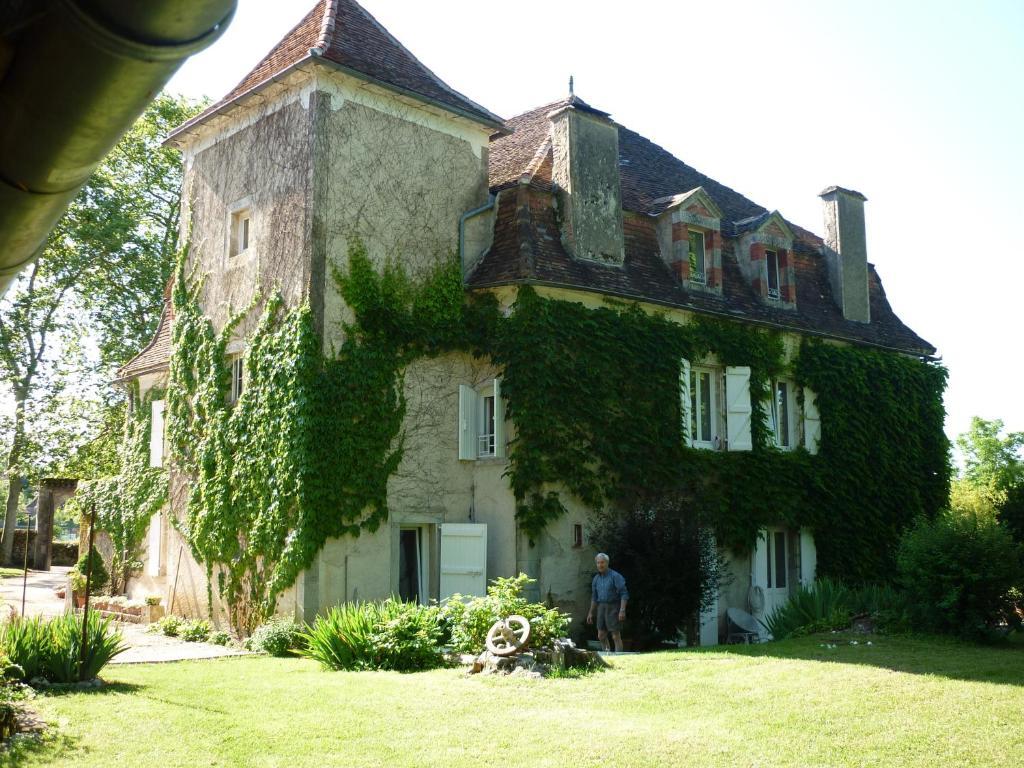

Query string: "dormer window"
[[653, 187, 723, 295], [734, 211, 797, 309], [766, 249, 781, 300], [688, 230, 706, 285]]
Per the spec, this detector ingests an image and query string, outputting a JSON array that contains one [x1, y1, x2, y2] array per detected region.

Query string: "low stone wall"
[[5, 531, 78, 567]]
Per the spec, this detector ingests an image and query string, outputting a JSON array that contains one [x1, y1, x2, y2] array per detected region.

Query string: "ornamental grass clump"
[[762, 578, 852, 640], [0, 613, 126, 683], [301, 599, 444, 672]]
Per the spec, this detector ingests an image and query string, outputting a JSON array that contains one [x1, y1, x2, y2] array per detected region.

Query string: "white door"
[[439, 523, 487, 600], [761, 528, 791, 621]]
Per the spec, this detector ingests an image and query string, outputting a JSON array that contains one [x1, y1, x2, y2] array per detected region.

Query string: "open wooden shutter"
[[725, 366, 752, 451], [679, 358, 692, 447], [458, 385, 477, 460], [803, 387, 821, 454], [493, 377, 506, 459], [149, 400, 165, 468], [439, 523, 487, 600], [799, 528, 817, 586]]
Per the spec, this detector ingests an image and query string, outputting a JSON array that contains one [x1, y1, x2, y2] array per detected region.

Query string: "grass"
[[5, 632, 1023, 767], [0, 567, 25, 579]]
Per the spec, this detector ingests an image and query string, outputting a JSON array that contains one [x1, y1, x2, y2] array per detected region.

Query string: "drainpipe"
[[458, 194, 495, 281], [0, 0, 237, 294]]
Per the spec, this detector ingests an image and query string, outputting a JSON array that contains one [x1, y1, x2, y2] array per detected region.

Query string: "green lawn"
[[0, 567, 25, 579], [6, 632, 1024, 767]]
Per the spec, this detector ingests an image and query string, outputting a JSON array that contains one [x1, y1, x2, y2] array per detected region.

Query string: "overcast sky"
[[167, 0, 1024, 446]]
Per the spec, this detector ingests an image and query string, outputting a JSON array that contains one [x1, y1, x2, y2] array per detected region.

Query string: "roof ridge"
[[339, 0, 504, 126], [315, 0, 337, 51]]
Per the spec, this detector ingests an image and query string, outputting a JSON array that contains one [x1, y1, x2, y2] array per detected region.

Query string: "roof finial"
[[568, 75, 574, 98]]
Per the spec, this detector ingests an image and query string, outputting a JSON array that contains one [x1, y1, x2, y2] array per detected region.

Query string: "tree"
[[954, 416, 1024, 546], [956, 417, 1024, 492], [0, 94, 203, 564]]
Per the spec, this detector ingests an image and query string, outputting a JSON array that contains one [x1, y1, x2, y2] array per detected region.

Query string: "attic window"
[[688, 230, 706, 285], [766, 249, 781, 300], [230, 209, 251, 257]]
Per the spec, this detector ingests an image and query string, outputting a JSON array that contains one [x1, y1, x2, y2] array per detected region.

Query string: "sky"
[[166, 0, 1024, 447]]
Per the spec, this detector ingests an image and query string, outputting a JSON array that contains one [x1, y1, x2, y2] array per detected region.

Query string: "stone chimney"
[[819, 186, 870, 323], [548, 99, 624, 265]]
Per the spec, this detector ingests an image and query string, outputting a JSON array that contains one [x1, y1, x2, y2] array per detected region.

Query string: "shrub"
[[847, 582, 913, 634], [762, 578, 852, 640], [179, 619, 211, 643], [144, 594, 162, 606], [897, 510, 1024, 639], [208, 631, 231, 646], [0, 613, 126, 683], [589, 494, 727, 649], [439, 574, 570, 653], [147, 614, 183, 637], [71, 547, 109, 595], [301, 599, 444, 672], [246, 618, 303, 656]]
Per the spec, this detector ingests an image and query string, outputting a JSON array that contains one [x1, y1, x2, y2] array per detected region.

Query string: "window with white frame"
[[229, 208, 251, 257], [766, 249, 781, 300], [771, 378, 797, 449], [478, 392, 496, 457], [688, 230, 706, 285], [690, 366, 720, 448], [458, 379, 505, 460], [229, 356, 244, 403]]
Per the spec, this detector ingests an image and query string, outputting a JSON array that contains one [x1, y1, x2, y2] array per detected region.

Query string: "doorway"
[[398, 527, 428, 604]]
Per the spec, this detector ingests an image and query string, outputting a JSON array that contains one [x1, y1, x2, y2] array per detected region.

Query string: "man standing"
[[586, 553, 628, 652]]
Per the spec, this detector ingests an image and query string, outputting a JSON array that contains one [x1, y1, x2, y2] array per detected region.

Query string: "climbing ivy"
[[166, 243, 494, 632], [67, 387, 168, 594], [167, 240, 948, 631], [796, 340, 950, 579]]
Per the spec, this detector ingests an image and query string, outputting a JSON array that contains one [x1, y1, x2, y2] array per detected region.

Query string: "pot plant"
[[143, 594, 165, 623]]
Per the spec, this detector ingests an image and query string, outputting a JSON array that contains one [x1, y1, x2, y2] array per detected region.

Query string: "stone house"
[[117, 0, 936, 642]]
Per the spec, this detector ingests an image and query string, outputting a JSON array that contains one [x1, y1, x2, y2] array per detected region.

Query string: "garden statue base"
[[467, 639, 606, 677]]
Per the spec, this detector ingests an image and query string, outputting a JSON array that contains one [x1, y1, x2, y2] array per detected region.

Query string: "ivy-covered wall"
[[166, 243, 949, 631]]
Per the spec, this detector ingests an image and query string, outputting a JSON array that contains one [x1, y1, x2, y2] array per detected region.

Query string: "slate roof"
[[477, 99, 934, 355], [170, 0, 504, 141]]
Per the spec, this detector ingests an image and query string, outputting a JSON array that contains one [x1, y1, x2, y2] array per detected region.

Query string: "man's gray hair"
[[595, 552, 610, 563]]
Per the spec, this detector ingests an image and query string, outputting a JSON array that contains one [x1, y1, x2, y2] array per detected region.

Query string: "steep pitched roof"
[[116, 299, 172, 381], [490, 98, 766, 223], [171, 0, 504, 139], [480, 100, 935, 356]]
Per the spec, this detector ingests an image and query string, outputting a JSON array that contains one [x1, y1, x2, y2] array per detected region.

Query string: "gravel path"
[[2, 568, 248, 664]]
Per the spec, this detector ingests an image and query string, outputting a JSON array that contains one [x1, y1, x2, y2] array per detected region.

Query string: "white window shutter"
[[147, 513, 162, 577], [439, 523, 487, 600], [679, 358, 692, 447], [493, 377, 506, 459], [803, 387, 821, 455], [458, 385, 477, 460], [149, 400, 165, 468], [799, 528, 817, 586], [725, 366, 752, 451]]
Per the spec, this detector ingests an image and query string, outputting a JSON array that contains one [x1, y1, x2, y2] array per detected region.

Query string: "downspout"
[[0, 0, 237, 294], [458, 194, 495, 282]]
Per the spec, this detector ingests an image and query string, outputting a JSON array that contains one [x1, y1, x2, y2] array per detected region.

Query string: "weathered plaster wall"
[[312, 71, 492, 352], [181, 98, 315, 335]]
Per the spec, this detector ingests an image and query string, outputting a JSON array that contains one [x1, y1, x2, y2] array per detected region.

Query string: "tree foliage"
[[0, 94, 203, 564]]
